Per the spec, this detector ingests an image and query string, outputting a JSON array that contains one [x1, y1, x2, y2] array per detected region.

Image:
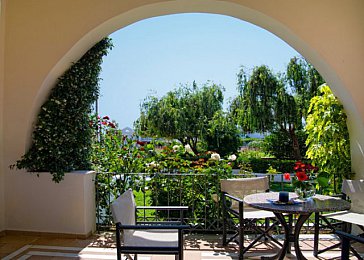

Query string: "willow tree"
[[230, 57, 324, 160], [286, 57, 324, 128], [135, 82, 224, 154]]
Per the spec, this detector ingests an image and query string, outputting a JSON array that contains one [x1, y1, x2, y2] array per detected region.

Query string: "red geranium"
[[292, 161, 319, 192], [283, 173, 291, 181], [296, 170, 309, 181]]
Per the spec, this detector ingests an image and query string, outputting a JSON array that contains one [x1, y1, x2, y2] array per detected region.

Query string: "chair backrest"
[[342, 179, 364, 214], [111, 189, 136, 225], [221, 176, 269, 198], [221, 176, 269, 211]]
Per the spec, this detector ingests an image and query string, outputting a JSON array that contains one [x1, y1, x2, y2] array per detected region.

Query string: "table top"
[[244, 192, 351, 214]]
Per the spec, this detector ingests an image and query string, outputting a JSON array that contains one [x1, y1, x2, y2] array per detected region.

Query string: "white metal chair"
[[111, 189, 189, 260], [314, 179, 364, 259], [220, 176, 281, 260]]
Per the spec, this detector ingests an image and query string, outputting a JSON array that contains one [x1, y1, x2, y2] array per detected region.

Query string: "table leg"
[[262, 213, 288, 260], [262, 213, 311, 260], [293, 213, 311, 260]]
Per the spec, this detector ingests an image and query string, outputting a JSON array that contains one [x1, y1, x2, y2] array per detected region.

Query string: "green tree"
[[136, 82, 224, 154], [230, 65, 279, 133], [230, 57, 324, 160], [286, 57, 324, 126], [305, 84, 352, 193], [204, 111, 241, 156]]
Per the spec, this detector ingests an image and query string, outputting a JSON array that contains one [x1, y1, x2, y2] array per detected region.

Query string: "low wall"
[[5, 170, 95, 237]]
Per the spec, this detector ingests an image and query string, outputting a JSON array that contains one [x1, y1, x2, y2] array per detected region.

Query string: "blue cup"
[[279, 191, 289, 203]]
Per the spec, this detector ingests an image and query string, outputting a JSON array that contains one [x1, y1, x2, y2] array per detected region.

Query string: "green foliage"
[[91, 115, 146, 175], [247, 139, 265, 150], [230, 57, 325, 160], [93, 129, 236, 227], [263, 130, 307, 159], [231, 65, 279, 133], [136, 81, 225, 154], [204, 111, 241, 156], [12, 38, 113, 182], [148, 155, 234, 224], [237, 156, 297, 174], [305, 84, 352, 193]]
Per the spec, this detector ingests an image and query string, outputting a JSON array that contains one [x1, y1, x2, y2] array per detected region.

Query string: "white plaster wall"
[[5, 171, 95, 236], [1, 0, 364, 234]]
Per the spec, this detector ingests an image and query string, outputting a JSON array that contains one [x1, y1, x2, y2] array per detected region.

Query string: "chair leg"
[[239, 203, 244, 260], [313, 212, 320, 257], [264, 218, 269, 242], [341, 235, 351, 260], [222, 199, 227, 245], [115, 224, 122, 260]]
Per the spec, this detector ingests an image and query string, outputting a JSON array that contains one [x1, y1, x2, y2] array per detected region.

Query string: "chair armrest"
[[137, 206, 188, 211], [117, 222, 189, 230], [222, 192, 244, 203], [137, 221, 182, 225], [336, 230, 364, 244]]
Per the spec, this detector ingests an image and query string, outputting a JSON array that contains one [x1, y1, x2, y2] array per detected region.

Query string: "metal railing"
[[95, 171, 301, 232]]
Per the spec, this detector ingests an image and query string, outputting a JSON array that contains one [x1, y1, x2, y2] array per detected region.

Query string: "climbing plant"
[[12, 38, 113, 182]]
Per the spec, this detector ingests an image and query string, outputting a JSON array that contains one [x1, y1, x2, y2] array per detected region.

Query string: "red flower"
[[101, 121, 107, 125], [294, 161, 305, 171], [136, 140, 146, 146], [102, 116, 110, 120], [283, 173, 291, 181], [108, 122, 116, 128], [296, 171, 309, 181]]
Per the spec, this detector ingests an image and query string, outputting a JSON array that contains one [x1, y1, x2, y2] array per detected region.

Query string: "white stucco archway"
[[1, 0, 363, 234]]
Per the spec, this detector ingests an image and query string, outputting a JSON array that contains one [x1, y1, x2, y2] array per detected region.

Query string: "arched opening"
[[30, 1, 364, 178]]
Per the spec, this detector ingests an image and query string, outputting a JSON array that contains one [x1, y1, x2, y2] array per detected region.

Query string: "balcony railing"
[[95, 171, 318, 233]]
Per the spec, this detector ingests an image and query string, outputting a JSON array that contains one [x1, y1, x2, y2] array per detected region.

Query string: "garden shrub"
[[263, 129, 307, 159], [240, 158, 298, 173]]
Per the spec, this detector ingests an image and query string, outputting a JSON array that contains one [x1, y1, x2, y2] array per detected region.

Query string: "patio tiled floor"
[[0, 232, 362, 259]]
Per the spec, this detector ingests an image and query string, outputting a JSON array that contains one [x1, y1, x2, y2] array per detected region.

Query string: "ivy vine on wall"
[[12, 38, 113, 182]]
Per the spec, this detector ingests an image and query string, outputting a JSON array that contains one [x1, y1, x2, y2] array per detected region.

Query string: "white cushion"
[[124, 229, 179, 247], [323, 210, 364, 227], [111, 189, 136, 225]]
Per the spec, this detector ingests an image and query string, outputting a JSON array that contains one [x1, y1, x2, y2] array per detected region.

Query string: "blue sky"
[[98, 13, 300, 129]]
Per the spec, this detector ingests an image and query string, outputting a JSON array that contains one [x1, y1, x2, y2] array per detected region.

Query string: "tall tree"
[[286, 57, 324, 126], [205, 111, 241, 156], [135, 82, 224, 154], [230, 65, 280, 133], [230, 57, 324, 160]]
